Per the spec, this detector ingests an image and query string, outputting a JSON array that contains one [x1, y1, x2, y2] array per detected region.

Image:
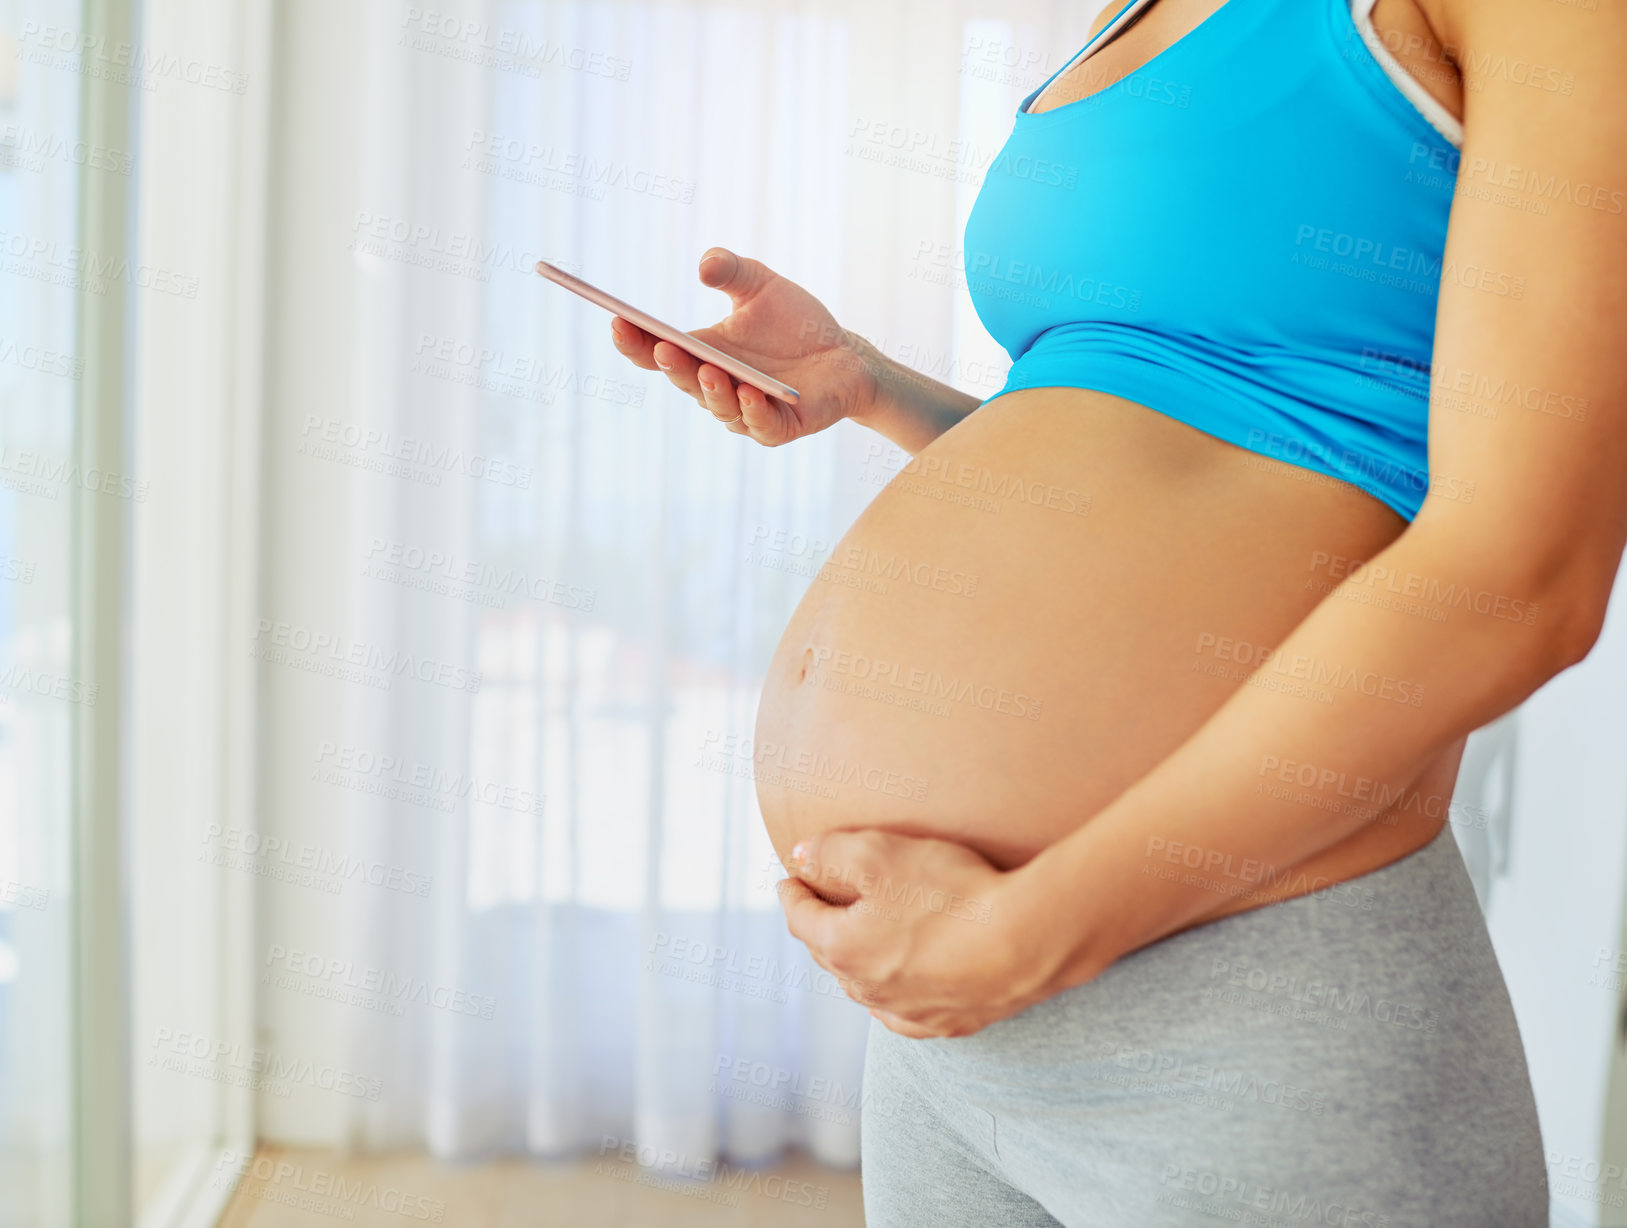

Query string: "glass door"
[[0, 0, 90, 1222]]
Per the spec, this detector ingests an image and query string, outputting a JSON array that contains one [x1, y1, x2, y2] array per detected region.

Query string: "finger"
[[698, 246, 777, 313], [778, 879, 898, 1012], [779, 878, 879, 997], [695, 363, 745, 427], [651, 340, 705, 399], [736, 382, 795, 445], [869, 1009, 939, 1040], [609, 317, 659, 371], [790, 830, 899, 903], [777, 876, 844, 955]]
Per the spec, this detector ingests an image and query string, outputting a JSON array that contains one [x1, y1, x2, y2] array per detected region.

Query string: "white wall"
[[1485, 561, 1627, 1227]]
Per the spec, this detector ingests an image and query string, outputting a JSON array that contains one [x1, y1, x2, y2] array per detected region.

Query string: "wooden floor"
[[214, 1144, 866, 1228]]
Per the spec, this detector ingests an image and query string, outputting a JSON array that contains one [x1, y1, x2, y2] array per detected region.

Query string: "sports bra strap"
[[1027, 0, 1163, 113], [1078, 0, 1162, 66]]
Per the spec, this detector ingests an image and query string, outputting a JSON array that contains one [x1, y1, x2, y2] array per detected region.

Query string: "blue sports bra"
[[963, 0, 1462, 521]]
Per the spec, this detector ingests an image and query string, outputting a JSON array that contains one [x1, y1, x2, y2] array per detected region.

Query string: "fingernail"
[[655, 354, 672, 370], [698, 374, 715, 391]]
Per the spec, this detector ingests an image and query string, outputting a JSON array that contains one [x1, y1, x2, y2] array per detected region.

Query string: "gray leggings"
[[859, 824, 1548, 1226]]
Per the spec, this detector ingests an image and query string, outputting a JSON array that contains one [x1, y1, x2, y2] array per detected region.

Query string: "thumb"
[[698, 246, 776, 311], [790, 830, 893, 905]]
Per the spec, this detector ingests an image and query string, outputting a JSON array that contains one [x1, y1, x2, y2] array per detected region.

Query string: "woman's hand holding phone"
[[610, 247, 878, 445]]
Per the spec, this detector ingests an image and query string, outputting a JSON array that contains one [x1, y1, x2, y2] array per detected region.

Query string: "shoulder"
[[1088, 2, 1123, 40], [1423, 0, 1626, 81]]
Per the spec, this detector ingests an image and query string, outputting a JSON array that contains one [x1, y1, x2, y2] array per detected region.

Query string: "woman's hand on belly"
[[777, 828, 1064, 1038]]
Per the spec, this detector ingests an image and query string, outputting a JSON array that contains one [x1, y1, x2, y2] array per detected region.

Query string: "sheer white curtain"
[[254, 0, 1068, 1172]]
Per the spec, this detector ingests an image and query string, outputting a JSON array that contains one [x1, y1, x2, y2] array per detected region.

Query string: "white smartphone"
[[535, 260, 801, 405]]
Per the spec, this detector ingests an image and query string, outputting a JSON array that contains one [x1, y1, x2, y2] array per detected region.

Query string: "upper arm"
[[1414, 0, 1627, 640]]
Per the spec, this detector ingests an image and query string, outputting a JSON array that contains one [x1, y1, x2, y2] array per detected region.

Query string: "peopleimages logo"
[[150, 1028, 383, 1100], [0, 123, 134, 175], [211, 1149, 445, 1221], [315, 741, 546, 817], [710, 1055, 862, 1114], [697, 729, 930, 803], [461, 131, 695, 202], [1094, 1041, 1328, 1115], [395, 10, 632, 81], [409, 333, 644, 406], [1193, 631, 1424, 707], [647, 930, 865, 1005], [1290, 223, 1526, 300], [347, 212, 559, 283], [250, 618, 482, 694], [0, 445, 147, 501], [0, 227, 199, 298], [362, 538, 595, 611], [0, 664, 98, 706], [804, 646, 1045, 720], [15, 21, 250, 94], [262, 945, 496, 1020], [1255, 755, 1464, 826], [0, 334, 85, 379], [961, 246, 1142, 313], [595, 1135, 829, 1208], [0, 879, 49, 911], [298, 415, 532, 488], [1310, 551, 1540, 627], [1158, 1164, 1392, 1227], [1207, 957, 1439, 1034], [1142, 834, 1378, 910], [200, 823, 434, 897]]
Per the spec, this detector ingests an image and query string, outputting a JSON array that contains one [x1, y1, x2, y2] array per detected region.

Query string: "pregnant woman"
[[610, 0, 1627, 1221]]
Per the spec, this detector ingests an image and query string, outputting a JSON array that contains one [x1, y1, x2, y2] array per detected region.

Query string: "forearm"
[[1015, 513, 1596, 991], [845, 335, 985, 455]]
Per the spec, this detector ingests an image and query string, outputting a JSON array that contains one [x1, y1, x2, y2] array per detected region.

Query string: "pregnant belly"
[[754, 387, 1454, 883]]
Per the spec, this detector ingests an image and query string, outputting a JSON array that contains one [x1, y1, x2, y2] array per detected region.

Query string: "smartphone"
[[535, 260, 801, 405]]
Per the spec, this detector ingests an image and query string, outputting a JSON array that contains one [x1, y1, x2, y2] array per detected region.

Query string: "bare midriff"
[[753, 388, 1457, 916]]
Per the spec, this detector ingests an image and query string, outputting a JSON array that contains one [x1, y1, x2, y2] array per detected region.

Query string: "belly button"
[[798, 647, 814, 683]]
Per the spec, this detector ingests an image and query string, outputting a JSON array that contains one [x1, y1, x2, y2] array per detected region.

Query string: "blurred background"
[[0, 0, 1624, 1225]]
